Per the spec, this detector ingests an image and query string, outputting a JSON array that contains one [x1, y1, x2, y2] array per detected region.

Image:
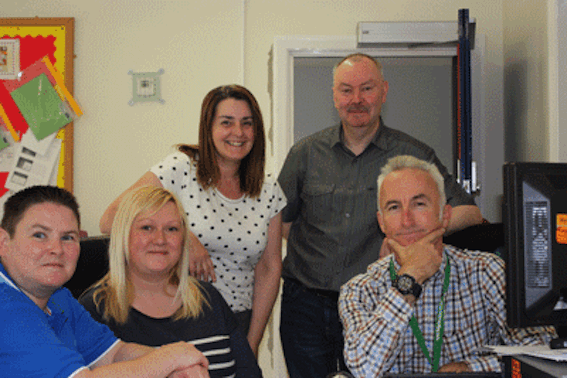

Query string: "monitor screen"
[[503, 162, 567, 328]]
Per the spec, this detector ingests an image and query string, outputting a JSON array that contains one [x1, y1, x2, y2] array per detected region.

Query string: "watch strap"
[[393, 274, 422, 299]]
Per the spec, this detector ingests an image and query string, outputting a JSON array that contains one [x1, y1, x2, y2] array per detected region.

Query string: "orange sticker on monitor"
[[557, 214, 567, 244], [511, 358, 522, 378]]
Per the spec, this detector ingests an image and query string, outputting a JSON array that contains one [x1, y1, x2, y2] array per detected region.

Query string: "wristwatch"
[[392, 274, 422, 299]]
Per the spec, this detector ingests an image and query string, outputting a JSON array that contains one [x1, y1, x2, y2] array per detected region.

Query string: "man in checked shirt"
[[338, 155, 556, 377]]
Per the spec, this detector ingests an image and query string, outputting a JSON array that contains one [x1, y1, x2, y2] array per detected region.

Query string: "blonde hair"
[[91, 186, 208, 324]]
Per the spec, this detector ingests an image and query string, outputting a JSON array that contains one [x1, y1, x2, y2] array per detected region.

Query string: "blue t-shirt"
[[0, 262, 119, 378]]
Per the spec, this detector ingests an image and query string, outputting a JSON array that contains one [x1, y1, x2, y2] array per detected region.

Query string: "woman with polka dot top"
[[100, 85, 287, 357]]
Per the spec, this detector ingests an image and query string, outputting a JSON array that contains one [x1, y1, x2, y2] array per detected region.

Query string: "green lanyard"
[[389, 258, 451, 372]]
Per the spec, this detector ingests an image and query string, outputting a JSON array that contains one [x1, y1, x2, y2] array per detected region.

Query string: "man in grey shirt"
[[277, 53, 483, 378]]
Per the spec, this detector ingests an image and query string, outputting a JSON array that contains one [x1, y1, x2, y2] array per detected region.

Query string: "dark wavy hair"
[[178, 84, 265, 197]]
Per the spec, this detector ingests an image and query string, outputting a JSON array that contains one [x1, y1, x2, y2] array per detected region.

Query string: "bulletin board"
[[0, 17, 75, 192]]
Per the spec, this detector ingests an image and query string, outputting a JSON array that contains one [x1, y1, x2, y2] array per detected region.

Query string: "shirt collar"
[[373, 118, 392, 151], [0, 261, 20, 292], [332, 117, 385, 151], [0, 261, 59, 316], [435, 247, 450, 281], [328, 124, 342, 148]]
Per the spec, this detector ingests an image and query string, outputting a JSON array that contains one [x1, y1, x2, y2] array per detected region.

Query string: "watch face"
[[397, 275, 414, 292]]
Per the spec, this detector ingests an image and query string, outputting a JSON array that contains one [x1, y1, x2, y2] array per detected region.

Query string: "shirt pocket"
[[300, 183, 335, 224]]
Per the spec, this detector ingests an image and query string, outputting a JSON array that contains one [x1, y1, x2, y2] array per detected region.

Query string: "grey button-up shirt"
[[278, 121, 475, 292]]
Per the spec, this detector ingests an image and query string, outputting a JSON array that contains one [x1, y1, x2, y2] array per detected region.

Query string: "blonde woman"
[[80, 186, 261, 378]]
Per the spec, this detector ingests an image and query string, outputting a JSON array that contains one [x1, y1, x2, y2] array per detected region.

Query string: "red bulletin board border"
[[0, 17, 75, 192]]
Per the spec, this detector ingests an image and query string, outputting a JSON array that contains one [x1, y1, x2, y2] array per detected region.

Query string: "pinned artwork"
[[128, 69, 165, 106], [0, 39, 20, 80], [0, 17, 76, 193], [10, 74, 73, 140], [0, 55, 81, 207], [0, 17, 76, 222], [3, 56, 83, 141]]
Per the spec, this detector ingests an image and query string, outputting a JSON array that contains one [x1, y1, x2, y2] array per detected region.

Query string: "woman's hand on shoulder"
[[188, 232, 216, 282]]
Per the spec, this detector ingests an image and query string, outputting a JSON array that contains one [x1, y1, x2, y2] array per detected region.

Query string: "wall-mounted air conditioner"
[[357, 21, 475, 49]]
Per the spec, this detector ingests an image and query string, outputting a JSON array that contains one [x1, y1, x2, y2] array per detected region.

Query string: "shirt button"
[[345, 213, 351, 218]]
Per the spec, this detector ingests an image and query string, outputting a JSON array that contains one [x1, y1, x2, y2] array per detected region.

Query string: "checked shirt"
[[339, 245, 556, 378]]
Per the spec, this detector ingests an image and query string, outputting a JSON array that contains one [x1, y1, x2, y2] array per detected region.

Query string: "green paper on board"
[[10, 74, 72, 141], [0, 135, 8, 151]]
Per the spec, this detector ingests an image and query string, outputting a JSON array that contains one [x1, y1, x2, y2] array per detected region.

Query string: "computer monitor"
[[503, 162, 567, 329]]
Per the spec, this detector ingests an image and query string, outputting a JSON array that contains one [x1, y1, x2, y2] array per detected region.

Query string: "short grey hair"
[[332, 53, 385, 79], [377, 155, 446, 216]]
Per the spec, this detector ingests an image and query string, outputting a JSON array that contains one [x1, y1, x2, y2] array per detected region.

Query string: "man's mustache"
[[347, 105, 368, 112]]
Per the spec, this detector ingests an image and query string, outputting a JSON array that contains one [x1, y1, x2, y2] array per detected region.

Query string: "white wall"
[[550, 0, 567, 162], [503, 0, 550, 162], [502, 0, 567, 163], [1, 0, 245, 235]]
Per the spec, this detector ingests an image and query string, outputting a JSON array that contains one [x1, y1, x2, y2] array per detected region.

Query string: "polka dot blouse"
[[151, 151, 287, 312]]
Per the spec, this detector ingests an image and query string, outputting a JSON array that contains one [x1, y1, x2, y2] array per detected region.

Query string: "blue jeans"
[[280, 278, 350, 378]]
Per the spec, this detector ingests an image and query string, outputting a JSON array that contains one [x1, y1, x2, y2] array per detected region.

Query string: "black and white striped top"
[[80, 281, 261, 377]]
